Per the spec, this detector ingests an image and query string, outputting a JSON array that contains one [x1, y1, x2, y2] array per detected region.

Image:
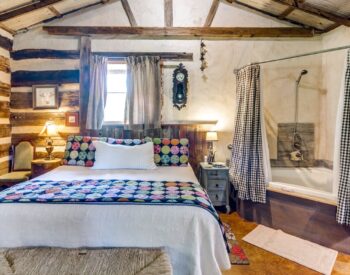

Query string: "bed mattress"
[[0, 165, 231, 275]]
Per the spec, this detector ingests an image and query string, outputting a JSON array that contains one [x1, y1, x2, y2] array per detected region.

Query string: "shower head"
[[296, 69, 308, 84]]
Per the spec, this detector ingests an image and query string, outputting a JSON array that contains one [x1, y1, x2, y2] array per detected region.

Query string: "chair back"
[[13, 141, 34, 171]]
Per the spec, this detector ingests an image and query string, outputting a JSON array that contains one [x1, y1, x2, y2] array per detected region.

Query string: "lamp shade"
[[206, 131, 218, 141], [39, 120, 59, 137]]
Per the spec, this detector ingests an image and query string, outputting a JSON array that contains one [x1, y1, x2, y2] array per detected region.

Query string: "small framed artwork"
[[65, 112, 79, 127], [32, 85, 59, 110]]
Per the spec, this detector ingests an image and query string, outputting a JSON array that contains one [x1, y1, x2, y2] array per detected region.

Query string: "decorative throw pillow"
[[63, 136, 145, 167], [145, 137, 189, 166], [91, 141, 156, 170]]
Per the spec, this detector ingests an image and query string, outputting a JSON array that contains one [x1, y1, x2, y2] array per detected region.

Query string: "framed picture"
[[32, 85, 58, 110], [65, 112, 79, 127]]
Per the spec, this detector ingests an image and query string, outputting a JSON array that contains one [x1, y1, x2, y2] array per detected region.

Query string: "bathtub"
[[269, 167, 337, 203]]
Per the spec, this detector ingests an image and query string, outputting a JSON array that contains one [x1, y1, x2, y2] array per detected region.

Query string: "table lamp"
[[206, 131, 218, 164], [39, 120, 59, 160]]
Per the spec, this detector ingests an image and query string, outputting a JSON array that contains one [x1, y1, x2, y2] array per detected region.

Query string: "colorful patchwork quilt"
[[0, 178, 229, 252]]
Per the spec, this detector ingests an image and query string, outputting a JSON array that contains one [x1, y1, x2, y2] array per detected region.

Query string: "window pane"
[[107, 73, 127, 93], [104, 93, 126, 122], [108, 63, 127, 71]]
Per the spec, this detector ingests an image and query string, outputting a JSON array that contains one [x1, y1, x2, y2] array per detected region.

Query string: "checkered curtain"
[[336, 50, 350, 225], [229, 65, 266, 203]]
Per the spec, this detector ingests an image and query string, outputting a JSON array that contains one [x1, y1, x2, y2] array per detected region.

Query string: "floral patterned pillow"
[[145, 137, 189, 166], [63, 136, 145, 167]]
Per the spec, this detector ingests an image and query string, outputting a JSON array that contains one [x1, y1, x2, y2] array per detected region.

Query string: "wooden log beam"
[[0, 125, 11, 138], [0, 34, 13, 51], [11, 49, 193, 61], [164, 0, 173, 27], [11, 70, 79, 87], [43, 26, 317, 39], [278, 6, 295, 19], [10, 91, 79, 109], [94, 52, 193, 61], [204, 0, 220, 27], [0, 0, 62, 21], [11, 49, 80, 60], [121, 0, 137, 27], [79, 36, 91, 135], [10, 112, 66, 127]]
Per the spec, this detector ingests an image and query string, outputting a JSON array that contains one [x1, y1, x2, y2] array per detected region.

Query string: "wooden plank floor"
[[220, 213, 350, 275]]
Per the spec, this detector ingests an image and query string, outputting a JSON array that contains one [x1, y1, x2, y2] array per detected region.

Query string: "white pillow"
[[91, 141, 156, 170]]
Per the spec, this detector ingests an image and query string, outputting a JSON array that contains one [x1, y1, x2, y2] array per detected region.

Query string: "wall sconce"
[[200, 39, 208, 72]]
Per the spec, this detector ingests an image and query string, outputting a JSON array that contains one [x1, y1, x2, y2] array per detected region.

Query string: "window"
[[104, 62, 127, 123]]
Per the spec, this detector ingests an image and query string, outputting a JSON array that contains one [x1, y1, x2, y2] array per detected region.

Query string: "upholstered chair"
[[0, 141, 34, 190]]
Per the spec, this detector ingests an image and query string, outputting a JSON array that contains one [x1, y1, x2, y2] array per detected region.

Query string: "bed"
[[0, 165, 231, 275]]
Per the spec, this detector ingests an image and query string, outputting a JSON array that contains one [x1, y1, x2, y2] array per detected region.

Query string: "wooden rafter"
[[164, 0, 173, 27], [48, 6, 61, 18], [120, 0, 137, 27], [204, 0, 220, 27], [0, 0, 62, 21], [274, 0, 350, 27], [278, 6, 295, 19], [226, 0, 350, 30], [43, 26, 317, 39]]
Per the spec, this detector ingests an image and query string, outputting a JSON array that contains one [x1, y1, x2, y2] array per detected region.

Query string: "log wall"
[[10, 49, 80, 159], [0, 29, 12, 175], [10, 48, 207, 172]]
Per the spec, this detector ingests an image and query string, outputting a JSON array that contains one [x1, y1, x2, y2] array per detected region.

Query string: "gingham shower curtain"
[[336, 50, 350, 225], [229, 64, 268, 203]]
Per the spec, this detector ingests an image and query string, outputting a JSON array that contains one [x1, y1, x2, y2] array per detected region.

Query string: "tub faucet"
[[290, 150, 303, 162]]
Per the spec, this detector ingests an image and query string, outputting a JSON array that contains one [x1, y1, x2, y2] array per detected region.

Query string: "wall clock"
[[173, 63, 188, 110]]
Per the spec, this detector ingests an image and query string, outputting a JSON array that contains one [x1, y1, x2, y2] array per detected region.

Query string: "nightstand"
[[199, 162, 230, 213], [31, 158, 61, 179]]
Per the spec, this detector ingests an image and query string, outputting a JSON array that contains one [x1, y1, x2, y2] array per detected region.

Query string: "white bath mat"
[[243, 225, 338, 275]]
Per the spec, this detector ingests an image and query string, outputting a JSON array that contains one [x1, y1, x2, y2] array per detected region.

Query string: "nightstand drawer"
[[207, 170, 228, 180], [207, 179, 226, 191], [208, 191, 226, 203]]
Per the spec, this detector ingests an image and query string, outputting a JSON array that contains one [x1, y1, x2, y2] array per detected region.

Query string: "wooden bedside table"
[[199, 162, 230, 213], [31, 158, 61, 179]]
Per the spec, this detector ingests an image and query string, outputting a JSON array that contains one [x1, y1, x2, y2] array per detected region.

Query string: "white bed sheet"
[[0, 165, 231, 275]]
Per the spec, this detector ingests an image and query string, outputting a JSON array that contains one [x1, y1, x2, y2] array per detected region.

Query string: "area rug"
[[243, 225, 338, 275], [223, 223, 249, 265], [0, 247, 172, 275]]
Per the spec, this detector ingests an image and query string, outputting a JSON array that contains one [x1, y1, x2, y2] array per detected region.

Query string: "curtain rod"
[[234, 44, 350, 74]]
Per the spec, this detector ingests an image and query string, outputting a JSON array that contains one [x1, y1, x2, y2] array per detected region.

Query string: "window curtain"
[[229, 64, 269, 203], [86, 56, 108, 130], [335, 50, 350, 226], [124, 56, 162, 131]]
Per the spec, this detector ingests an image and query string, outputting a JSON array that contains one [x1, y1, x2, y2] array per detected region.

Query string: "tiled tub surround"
[[272, 123, 315, 167], [270, 123, 333, 168]]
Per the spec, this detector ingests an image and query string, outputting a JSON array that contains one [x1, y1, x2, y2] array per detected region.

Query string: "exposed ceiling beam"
[[48, 6, 61, 18], [225, 0, 350, 29], [204, 0, 220, 27], [43, 26, 317, 39], [0, 23, 15, 35], [289, 0, 350, 27], [0, 0, 62, 21], [164, 0, 173, 27], [278, 6, 295, 20], [120, 0, 137, 27]]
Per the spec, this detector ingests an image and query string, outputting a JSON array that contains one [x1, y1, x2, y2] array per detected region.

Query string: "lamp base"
[[45, 143, 54, 160]]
